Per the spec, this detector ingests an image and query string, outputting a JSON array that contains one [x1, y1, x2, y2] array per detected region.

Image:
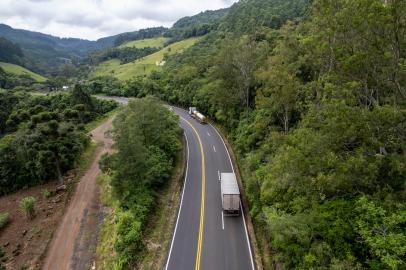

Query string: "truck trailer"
[[188, 107, 206, 124], [220, 173, 240, 216]]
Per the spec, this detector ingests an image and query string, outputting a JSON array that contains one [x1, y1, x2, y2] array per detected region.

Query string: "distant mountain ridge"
[[0, 4, 233, 74], [0, 23, 119, 74]]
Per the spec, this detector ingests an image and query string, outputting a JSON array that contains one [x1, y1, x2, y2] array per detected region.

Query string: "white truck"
[[188, 107, 206, 124], [220, 173, 240, 216]]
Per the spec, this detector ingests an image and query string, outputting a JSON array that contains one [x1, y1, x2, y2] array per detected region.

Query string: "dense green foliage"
[[0, 37, 23, 65], [164, 9, 229, 42], [100, 96, 181, 268], [0, 86, 117, 195], [219, 0, 310, 33], [107, 0, 406, 268]]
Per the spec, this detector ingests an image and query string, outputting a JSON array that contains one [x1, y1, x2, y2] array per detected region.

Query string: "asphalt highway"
[[166, 107, 255, 270]]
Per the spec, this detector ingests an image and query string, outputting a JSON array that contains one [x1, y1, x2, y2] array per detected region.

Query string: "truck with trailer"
[[188, 107, 206, 124], [220, 173, 240, 216]]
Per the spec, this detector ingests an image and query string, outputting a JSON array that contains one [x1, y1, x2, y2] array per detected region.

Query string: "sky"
[[0, 0, 237, 40]]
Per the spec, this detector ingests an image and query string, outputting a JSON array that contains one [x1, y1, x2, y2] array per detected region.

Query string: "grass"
[[0, 213, 10, 230], [20, 197, 36, 219], [76, 141, 98, 173], [90, 37, 201, 81], [84, 106, 122, 132], [118, 37, 170, 49], [96, 174, 118, 270], [0, 62, 47, 82]]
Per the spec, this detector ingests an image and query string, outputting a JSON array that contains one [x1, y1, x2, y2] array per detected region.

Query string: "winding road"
[[166, 107, 255, 270], [59, 96, 255, 270]]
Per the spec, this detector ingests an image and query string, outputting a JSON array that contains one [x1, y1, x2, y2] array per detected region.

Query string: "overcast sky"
[[0, 0, 237, 40]]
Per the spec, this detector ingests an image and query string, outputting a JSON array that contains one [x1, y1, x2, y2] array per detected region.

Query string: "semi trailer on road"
[[220, 173, 240, 216], [188, 107, 206, 124]]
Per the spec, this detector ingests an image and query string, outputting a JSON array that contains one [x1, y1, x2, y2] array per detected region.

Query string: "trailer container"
[[220, 173, 240, 216]]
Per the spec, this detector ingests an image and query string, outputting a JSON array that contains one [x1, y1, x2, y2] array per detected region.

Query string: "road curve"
[[166, 107, 255, 270]]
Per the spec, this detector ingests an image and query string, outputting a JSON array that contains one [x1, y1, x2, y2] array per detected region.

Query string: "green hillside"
[[119, 37, 170, 49], [0, 62, 47, 82], [91, 37, 200, 81]]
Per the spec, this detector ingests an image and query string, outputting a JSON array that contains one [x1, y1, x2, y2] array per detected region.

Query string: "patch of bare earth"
[[0, 169, 80, 270], [43, 117, 114, 270], [0, 116, 114, 270]]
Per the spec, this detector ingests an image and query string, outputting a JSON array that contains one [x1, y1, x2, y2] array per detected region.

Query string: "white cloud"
[[0, 0, 237, 40]]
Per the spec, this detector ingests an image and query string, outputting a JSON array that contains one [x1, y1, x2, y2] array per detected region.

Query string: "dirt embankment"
[[42, 117, 114, 270]]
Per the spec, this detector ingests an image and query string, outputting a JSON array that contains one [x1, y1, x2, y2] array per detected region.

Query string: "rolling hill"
[[118, 37, 170, 49], [0, 62, 46, 82], [90, 37, 200, 81], [0, 24, 169, 74]]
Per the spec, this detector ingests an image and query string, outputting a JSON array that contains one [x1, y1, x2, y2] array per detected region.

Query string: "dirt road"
[[42, 117, 114, 270]]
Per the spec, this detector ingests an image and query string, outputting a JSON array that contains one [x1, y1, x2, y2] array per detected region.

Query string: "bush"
[[20, 197, 36, 219], [42, 189, 52, 199], [114, 210, 143, 268], [0, 213, 10, 230]]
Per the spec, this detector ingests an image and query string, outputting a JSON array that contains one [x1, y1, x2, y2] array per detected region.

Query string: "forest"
[[0, 85, 117, 195], [99, 0, 405, 268], [0, 0, 404, 268]]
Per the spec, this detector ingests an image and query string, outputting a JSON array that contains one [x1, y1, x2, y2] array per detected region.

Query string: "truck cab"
[[189, 107, 197, 116]]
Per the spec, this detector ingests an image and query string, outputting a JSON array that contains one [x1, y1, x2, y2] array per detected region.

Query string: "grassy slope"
[[0, 62, 47, 82], [118, 37, 170, 49], [91, 37, 200, 81]]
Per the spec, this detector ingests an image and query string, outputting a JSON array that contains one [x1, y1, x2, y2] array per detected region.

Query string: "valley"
[[0, 0, 405, 270]]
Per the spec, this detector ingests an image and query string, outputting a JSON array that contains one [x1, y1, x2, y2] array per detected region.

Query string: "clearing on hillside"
[[90, 37, 200, 81], [0, 62, 47, 82], [118, 37, 170, 49]]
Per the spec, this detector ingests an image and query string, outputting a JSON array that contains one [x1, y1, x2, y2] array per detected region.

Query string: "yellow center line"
[[180, 116, 205, 270]]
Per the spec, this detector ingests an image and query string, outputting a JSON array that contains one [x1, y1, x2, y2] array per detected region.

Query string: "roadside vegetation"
[[89, 0, 406, 269], [97, 96, 181, 269], [0, 85, 117, 195]]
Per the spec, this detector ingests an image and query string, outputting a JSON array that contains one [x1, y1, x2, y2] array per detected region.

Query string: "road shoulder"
[[210, 122, 264, 270]]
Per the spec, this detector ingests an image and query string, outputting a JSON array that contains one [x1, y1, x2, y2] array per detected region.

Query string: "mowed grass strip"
[[118, 37, 170, 49], [0, 62, 47, 82], [90, 37, 200, 81]]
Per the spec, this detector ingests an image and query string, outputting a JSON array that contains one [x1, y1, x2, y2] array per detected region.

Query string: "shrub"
[[42, 189, 52, 199], [0, 213, 10, 230], [20, 197, 36, 219]]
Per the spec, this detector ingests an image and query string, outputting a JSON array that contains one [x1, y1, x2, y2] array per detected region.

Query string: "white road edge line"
[[210, 123, 256, 270], [171, 106, 255, 270], [218, 170, 221, 181], [213, 145, 216, 152], [165, 130, 190, 270], [221, 211, 225, 230]]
